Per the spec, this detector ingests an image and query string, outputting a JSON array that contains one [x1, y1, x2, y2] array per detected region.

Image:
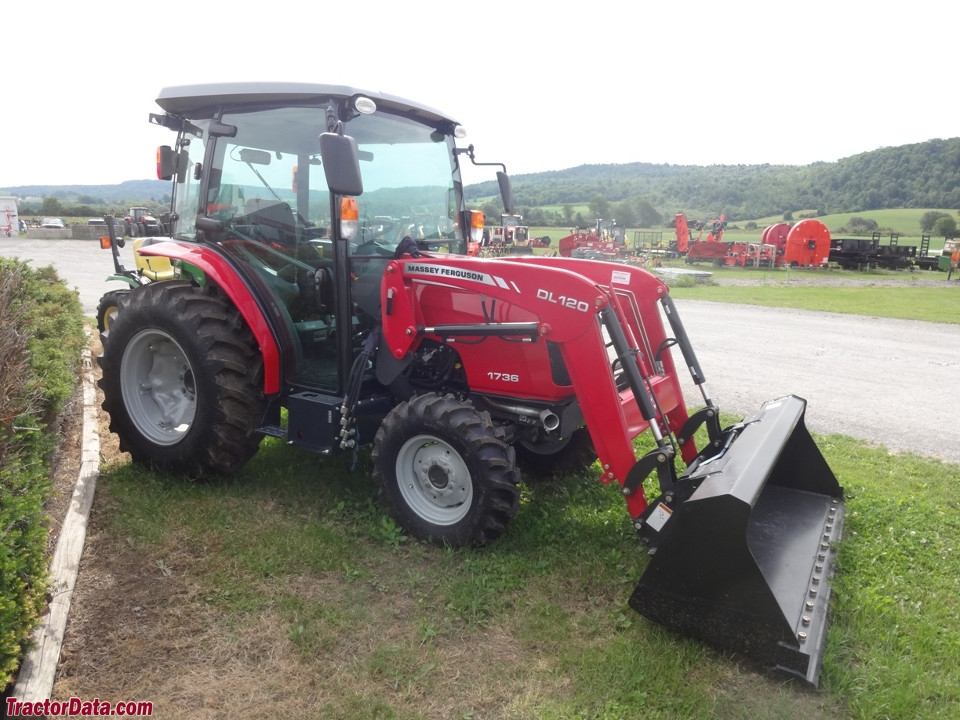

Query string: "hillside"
[[1, 179, 169, 203], [466, 137, 960, 222], [4, 138, 959, 225]]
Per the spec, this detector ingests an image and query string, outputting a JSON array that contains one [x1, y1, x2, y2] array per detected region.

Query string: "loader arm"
[[381, 253, 845, 686], [380, 254, 695, 520]]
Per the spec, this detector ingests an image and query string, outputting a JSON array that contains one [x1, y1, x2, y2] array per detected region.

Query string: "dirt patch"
[[51, 538, 328, 717], [43, 385, 83, 562]]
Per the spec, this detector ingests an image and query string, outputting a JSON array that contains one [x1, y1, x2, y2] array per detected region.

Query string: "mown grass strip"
[[669, 284, 959, 324], [84, 430, 960, 719]]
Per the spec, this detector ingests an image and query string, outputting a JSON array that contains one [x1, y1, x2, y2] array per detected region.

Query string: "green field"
[[666, 277, 959, 324]]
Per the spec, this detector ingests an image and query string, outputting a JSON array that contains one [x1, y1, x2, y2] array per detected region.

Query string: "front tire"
[[96, 288, 129, 332], [372, 394, 520, 546], [98, 281, 266, 476]]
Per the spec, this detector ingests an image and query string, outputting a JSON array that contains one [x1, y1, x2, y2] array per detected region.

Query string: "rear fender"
[[138, 242, 281, 394]]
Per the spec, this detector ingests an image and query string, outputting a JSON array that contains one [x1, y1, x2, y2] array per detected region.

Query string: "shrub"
[[0, 258, 85, 689], [933, 216, 957, 238], [845, 216, 879, 233]]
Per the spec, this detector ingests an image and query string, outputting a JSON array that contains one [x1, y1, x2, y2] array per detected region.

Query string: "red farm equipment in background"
[[558, 219, 625, 260], [761, 222, 792, 254], [722, 241, 781, 268], [678, 215, 831, 269], [675, 213, 729, 264], [781, 219, 831, 267]]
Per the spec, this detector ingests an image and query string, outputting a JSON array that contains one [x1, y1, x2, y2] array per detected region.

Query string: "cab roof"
[[155, 82, 457, 127]]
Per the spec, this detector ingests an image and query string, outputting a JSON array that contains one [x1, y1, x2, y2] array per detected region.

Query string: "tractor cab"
[[150, 87, 477, 400]]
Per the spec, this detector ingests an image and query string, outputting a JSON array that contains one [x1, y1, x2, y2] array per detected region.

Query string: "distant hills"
[[0, 179, 170, 204], [5, 137, 960, 224], [465, 138, 960, 222]]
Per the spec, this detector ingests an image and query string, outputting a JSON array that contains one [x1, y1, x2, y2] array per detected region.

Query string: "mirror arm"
[[455, 145, 515, 215]]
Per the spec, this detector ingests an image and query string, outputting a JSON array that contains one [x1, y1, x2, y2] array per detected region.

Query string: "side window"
[[171, 133, 206, 240]]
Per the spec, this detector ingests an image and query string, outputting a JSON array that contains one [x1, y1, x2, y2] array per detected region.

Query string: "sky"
[[2, 0, 958, 189]]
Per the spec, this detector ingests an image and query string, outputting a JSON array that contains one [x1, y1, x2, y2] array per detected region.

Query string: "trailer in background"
[[828, 232, 925, 270]]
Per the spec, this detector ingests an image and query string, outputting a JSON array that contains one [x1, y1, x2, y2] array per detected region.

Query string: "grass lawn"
[[48, 244, 959, 717], [668, 283, 960, 325], [55, 427, 959, 719]]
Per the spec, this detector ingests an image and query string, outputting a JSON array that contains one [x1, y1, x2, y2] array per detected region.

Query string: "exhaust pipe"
[[483, 399, 560, 432]]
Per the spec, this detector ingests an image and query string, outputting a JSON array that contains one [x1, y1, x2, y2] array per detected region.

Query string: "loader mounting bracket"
[[622, 444, 678, 499], [675, 405, 722, 449]]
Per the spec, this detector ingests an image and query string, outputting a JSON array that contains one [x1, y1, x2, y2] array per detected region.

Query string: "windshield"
[[171, 104, 463, 253], [165, 100, 466, 392]]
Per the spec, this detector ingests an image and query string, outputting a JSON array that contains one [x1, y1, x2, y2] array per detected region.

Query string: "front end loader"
[[378, 253, 843, 685], [96, 82, 844, 685]]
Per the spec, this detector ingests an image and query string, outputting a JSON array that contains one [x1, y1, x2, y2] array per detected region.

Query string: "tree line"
[[466, 137, 960, 227], [7, 137, 960, 230]]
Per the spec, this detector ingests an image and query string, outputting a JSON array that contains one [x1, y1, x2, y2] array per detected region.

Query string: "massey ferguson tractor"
[[98, 83, 845, 685]]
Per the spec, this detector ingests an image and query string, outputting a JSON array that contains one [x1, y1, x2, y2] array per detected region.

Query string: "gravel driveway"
[[676, 300, 960, 464], [3, 238, 958, 464]]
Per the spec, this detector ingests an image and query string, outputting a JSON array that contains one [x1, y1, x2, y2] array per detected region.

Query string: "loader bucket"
[[630, 395, 844, 686]]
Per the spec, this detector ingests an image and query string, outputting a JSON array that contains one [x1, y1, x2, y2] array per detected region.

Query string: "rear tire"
[[372, 394, 520, 546], [98, 281, 266, 476], [516, 427, 597, 478]]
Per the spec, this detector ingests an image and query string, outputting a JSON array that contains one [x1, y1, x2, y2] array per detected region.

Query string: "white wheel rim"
[[395, 434, 473, 526], [120, 328, 197, 446]]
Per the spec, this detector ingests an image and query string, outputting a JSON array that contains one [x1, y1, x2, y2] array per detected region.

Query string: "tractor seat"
[[133, 237, 176, 281]]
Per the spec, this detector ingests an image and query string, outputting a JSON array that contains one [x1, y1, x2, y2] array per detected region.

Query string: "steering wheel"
[[351, 239, 395, 256], [361, 219, 400, 243]]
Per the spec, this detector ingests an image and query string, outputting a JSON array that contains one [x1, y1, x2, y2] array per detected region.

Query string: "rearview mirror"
[[497, 171, 515, 215], [239, 148, 271, 165], [157, 146, 178, 181], [319, 132, 363, 197]]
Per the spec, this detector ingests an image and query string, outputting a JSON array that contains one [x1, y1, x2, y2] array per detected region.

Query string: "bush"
[[0, 258, 85, 689], [845, 216, 879, 233], [933, 216, 957, 238]]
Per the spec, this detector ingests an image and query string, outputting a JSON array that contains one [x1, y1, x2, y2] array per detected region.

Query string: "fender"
[[139, 241, 281, 394]]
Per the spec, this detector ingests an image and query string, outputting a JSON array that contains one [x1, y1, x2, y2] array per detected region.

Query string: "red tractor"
[[122, 206, 162, 237], [98, 83, 844, 685]]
